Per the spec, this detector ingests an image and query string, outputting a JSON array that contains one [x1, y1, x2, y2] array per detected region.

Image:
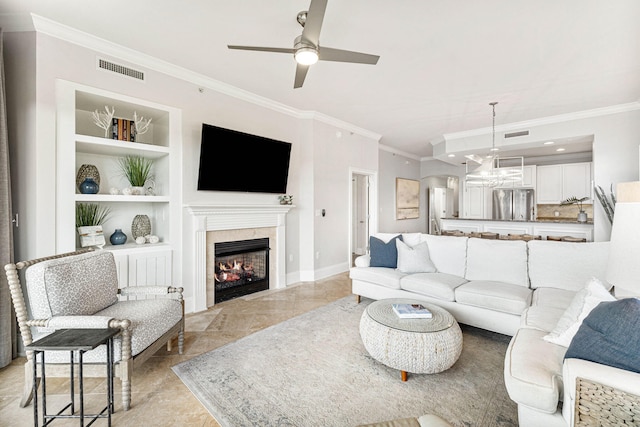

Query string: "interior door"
[[352, 174, 369, 255]]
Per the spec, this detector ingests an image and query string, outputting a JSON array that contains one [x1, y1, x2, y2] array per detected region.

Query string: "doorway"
[[425, 176, 459, 234], [349, 169, 377, 266]]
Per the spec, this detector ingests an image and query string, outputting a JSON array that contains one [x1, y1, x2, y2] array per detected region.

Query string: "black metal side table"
[[26, 328, 120, 426]]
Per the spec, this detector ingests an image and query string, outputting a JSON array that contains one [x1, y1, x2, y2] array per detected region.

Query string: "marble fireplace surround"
[[187, 204, 293, 310]]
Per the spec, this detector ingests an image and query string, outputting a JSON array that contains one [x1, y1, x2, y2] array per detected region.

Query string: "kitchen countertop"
[[442, 217, 594, 225]]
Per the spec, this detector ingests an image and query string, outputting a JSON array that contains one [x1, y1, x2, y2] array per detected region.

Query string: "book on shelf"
[[392, 303, 432, 319], [111, 118, 136, 142]]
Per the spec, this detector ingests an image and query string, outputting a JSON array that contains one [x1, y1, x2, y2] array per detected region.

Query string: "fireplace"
[[187, 204, 293, 312], [214, 238, 270, 303]]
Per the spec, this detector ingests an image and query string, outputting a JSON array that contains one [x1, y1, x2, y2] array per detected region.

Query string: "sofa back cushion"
[[25, 250, 119, 319], [423, 235, 468, 277], [527, 240, 610, 291], [465, 238, 529, 287]]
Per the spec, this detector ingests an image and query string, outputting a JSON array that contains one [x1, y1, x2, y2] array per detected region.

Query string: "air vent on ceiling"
[[504, 130, 529, 139], [97, 58, 145, 81]]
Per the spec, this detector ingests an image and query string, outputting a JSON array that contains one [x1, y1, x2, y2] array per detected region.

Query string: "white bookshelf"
[[55, 80, 182, 287]]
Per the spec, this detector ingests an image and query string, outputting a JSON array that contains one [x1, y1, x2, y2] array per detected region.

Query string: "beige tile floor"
[[0, 273, 352, 426]]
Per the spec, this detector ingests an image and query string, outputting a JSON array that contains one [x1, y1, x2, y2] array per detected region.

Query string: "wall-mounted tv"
[[197, 123, 292, 194]]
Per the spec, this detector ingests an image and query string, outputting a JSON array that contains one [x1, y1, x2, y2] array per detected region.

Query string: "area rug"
[[172, 297, 517, 426]]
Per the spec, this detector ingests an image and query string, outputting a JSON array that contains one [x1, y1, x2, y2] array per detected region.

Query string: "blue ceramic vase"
[[79, 177, 99, 194], [110, 229, 127, 245]]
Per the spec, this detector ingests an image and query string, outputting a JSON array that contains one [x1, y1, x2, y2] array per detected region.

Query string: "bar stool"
[[546, 235, 562, 241], [466, 232, 482, 239], [480, 232, 498, 239], [561, 236, 587, 243], [507, 234, 524, 240]]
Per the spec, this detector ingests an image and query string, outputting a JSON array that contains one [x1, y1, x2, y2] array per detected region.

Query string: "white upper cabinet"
[[536, 162, 592, 204]]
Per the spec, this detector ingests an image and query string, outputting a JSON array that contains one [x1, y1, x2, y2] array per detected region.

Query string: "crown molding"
[[24, 13, 380, 141], [444, 101, 640, 141], [379, 144, 421, 161]]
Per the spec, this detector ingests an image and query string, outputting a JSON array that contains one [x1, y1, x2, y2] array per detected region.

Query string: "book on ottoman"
[[392, 303, 433, 319]]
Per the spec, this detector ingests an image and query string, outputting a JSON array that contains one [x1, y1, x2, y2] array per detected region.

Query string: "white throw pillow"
[[395, 239, 436, 274], [543, 277, 616, 347]]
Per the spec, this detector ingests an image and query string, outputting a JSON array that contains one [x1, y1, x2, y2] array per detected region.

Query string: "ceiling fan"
[[227, 0, 380, 88]]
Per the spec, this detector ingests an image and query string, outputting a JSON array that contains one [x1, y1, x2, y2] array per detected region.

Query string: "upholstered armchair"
[[4, 248, 184, 411]]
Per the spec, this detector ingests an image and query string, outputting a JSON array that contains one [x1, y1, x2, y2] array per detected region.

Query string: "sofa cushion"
[[455, 281, 532, 315], [527, 240, 610, 291], [349, 267, 406, 290], [465, 239, 529, 287], [370, 235, 403, 268], [25, 250, 119, 319], [520, 305, 565, 332], [531, 287, 576, 310], [400, 273, 468, 301], [543, 277, 615, 348], [396, 240, 436, 274], [504, 328, 566, 414], [565, 298, 640, 374], [423, 235, 468, 277]]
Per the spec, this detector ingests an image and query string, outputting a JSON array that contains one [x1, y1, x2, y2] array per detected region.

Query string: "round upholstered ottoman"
[[359, 299, 463, 381]]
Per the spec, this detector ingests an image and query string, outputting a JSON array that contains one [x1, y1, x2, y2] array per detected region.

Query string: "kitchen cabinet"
[[463, 184, 492, 219], [536, 162, 592, 204], [496, 165, 537, 188]]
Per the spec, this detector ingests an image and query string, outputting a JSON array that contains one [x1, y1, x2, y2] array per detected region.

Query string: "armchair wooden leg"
[[20, 359, 35, 408], [178, 330, 184, 355]]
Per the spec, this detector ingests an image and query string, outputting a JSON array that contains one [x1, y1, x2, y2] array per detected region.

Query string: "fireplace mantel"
[[186, 204, 293, 312]]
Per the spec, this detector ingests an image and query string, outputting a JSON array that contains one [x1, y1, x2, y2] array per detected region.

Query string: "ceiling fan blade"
[[301, 0, 328, 45], [294, 63, 310, 88], [319, 47, 380, 64], [228, 45, 295, 54]]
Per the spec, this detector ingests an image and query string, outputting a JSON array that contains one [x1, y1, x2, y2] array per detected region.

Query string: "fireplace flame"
[[216, 259, 255, 283]]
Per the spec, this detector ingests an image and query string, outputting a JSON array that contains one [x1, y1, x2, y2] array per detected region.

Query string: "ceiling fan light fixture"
[[295, 47, 318, 65]]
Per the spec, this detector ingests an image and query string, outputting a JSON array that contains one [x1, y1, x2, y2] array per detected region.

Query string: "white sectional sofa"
[[350, 233, 640, 427]]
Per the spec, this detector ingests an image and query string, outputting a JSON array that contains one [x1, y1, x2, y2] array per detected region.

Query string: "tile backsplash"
[[537, 204, 594, 220]]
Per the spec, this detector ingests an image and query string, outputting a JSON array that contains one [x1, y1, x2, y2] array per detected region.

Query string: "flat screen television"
[[197, 123, 292, 194]]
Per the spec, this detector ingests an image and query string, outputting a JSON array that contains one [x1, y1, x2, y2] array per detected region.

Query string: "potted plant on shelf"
[[561, 196, 589, 223], [118, 155, 153, 195], [76, 203, 111, 247]]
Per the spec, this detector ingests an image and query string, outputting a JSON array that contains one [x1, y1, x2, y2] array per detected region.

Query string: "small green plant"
[[118, 155, 153, 187], [561, 196, 589, 212], [76, 203, 111, 227]]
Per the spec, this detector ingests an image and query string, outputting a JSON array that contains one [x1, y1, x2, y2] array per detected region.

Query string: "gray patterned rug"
[[172, 297, 517, 427]]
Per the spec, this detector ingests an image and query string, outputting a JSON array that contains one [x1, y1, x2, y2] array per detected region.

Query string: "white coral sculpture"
[[91, 105, 115, 138], [133, 112, 152, 137]]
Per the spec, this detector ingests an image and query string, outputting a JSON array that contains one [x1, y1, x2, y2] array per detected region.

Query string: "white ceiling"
[[3, 0, 640, 159]]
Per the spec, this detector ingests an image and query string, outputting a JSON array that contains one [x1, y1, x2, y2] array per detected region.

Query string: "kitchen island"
[[440, 217, 594, 241]]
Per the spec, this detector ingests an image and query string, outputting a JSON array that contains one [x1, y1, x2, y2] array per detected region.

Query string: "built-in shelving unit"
[[56, 80, 182, 287]]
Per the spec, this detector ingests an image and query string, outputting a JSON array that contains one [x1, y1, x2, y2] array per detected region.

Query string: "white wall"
[[5, 30, 380, 311], [378, 149, 424, 233]]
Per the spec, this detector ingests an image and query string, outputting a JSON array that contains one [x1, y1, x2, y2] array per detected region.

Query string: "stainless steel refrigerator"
[[492, 188, 535, 221]]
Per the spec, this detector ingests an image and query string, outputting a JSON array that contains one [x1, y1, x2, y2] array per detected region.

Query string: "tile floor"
[[0, 273, 352, 426]]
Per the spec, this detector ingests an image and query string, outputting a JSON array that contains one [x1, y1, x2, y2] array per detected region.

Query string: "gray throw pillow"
[[396, 239, 436, 273], [369, 235, 403, 268], [565, 298, 640, 373]]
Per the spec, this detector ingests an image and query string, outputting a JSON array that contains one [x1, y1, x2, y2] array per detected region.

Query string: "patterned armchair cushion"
[[25, 250, 119, 319], [34, 298, 183, 364]]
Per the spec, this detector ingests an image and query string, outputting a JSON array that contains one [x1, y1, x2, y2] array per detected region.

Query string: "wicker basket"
[[575, 377, 640, 426]]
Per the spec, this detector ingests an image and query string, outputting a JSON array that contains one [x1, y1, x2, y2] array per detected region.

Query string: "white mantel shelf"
[[186, 204, 294, 312]]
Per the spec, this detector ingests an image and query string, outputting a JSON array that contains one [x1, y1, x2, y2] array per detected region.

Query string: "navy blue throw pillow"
[[369, 235, 403, 268], [565, 298, 640, 374]]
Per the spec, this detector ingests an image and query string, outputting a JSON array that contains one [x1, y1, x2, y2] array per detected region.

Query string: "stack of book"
[[112, 118, 136, 142], [392, 303, 433, 319]]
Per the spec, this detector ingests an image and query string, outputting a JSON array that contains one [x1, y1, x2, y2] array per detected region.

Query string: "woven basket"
[[575, 377, 640, 426], [131, 214, 151, 239]]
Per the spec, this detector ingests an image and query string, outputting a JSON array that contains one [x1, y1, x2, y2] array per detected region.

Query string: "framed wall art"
[[396, 178, 420, 219]]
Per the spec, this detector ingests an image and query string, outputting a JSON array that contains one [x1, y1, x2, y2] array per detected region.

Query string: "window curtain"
[[0, 28, 16, 368]]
